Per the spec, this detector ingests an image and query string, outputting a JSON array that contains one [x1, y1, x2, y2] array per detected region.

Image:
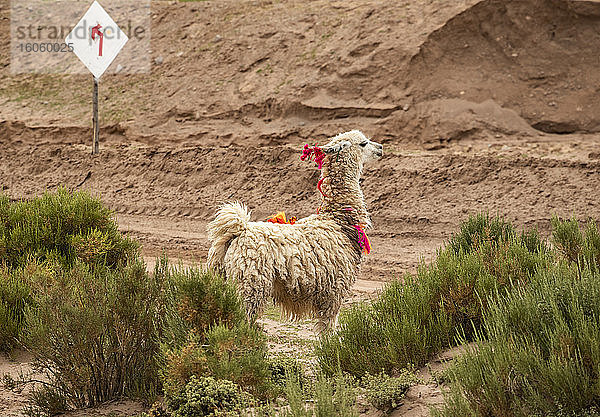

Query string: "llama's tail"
[[206, 201, 251, 273]]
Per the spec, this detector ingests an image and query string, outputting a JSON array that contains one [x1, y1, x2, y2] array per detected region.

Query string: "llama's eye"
[[359, 142, 367, 147]]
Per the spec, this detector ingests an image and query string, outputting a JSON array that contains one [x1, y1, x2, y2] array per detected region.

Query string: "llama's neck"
[[318, 163, 371, 229]]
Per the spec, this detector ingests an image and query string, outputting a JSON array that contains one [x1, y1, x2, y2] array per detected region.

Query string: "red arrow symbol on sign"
[[91, 24, 104, 57]]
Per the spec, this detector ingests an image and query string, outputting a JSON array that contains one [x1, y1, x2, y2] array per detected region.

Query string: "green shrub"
[[0, 188, 137, 269], [315, 302, 391, 377], [165, 375, 253, 417], [438, 263, 600, 417], [317, 214, 549, 377], [0, 189, 139, 353], [161, 263, 275, 402], [447, 212, 517, 254], [205, 323, 273, 398], [362, 370, 418, 411], [168, 264, 246, 338], [552, 216, 600, 270], [25, 259, 168, 409]]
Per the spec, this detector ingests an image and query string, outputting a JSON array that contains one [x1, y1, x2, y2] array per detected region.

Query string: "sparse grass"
[[283, 371, 358, 417], [263, 303, 283, 321], [261, 303, 317, 370], [0, 75, 62, 104]]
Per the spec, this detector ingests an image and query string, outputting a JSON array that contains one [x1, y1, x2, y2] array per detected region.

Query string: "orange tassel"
[[267, 212, 297, 225]]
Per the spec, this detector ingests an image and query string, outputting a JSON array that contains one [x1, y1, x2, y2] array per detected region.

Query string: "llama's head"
[[320, 130, 382, 174], [311, 130, 382, 229]]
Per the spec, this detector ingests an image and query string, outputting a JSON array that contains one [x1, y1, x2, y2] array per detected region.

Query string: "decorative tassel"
[[267, 212, 297, 225], [354, 224, 371, 254], [301, 144, 326, 169], [316, 177, 326, 198], [302, 144, 328, 197]]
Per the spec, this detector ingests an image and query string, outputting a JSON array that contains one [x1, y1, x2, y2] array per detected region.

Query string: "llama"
[[206, 130, 382, 331]]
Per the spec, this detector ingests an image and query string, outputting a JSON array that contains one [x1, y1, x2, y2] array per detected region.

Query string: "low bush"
[[204, 323, 272, 398], [163, 322, 273, 401], [0, 189, 138, 353], [166, 263, 246, 339], [447, 212, 517, 254], [268, 354, 306, 394], [317, 214, 549, 376], [438, 263, 600, 417], [25, 259, 168, 410], [165, 375, 253, 417], [362, 370, 418, 411], [0, 188, 137, 269]]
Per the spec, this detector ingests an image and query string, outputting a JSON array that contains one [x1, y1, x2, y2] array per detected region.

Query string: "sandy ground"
[[2, 0, 600, 415]]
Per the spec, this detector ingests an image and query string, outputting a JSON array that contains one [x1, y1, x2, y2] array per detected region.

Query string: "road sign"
[[66, 1, 128, 80], [66, 1, 129, 154]]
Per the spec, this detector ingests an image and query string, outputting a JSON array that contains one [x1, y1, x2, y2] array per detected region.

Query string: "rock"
[[154, 56, 164, 65]]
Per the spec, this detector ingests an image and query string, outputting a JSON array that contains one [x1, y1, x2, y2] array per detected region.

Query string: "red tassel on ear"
[[301, 144, 326, 169], [302, 144, 328, 198]]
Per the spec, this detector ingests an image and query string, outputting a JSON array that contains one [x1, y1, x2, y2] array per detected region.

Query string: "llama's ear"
[[322, 140, 351, 154]]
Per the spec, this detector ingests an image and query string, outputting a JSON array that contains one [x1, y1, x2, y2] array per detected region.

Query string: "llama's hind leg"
[[240, 271, 273, 323], [314, 298, 342, 334]]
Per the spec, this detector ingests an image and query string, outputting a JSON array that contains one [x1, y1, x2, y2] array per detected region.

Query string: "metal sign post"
[[66, 1, 128, 154], [92, 76, 99, 154]]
